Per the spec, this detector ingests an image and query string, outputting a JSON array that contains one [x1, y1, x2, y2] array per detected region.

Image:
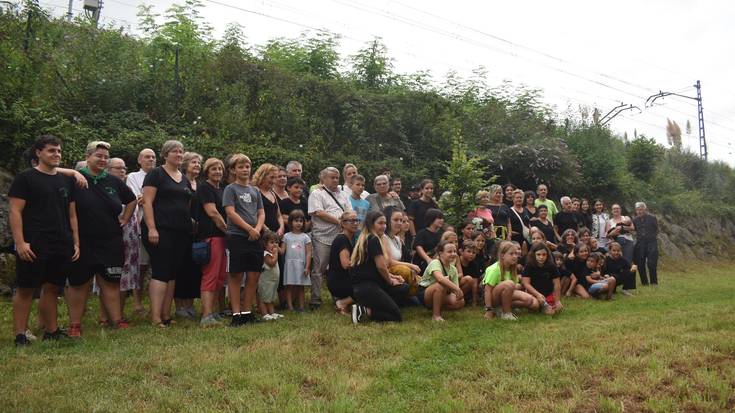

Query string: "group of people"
[[7, 135, 660, 346]]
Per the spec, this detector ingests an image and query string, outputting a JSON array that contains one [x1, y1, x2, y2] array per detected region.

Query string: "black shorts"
[[142, 226, 190, 282], [225, 235, 264, 274], [69, 236, 124, 284], [15, 251, 72, 289], [327, 273, 353, 300], [416, 285, 428, 306]]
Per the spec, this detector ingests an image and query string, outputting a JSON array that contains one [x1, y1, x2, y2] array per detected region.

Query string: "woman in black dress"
[[252, 163, 285, 237]]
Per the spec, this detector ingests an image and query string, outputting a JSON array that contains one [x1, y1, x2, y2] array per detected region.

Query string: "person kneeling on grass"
[[417, 241, 471, 321], [567, 251, 616, 299], [350, 211, 408, 324], [483, 241, 539, 321], [521, 242, 563, 315]]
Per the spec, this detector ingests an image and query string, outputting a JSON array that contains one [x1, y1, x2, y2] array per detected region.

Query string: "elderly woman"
[[487, 184, 511, 241], [367, 175, 405, 213], [554, 196, 580, 236], [142, 140, 192, 327], [633, 202, 658, 285], [606, 204, 635, 263], [174, 152, 203, 319], [73, 141, 137, 335]]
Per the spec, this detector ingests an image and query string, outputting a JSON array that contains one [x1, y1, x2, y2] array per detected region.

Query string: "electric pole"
[[646, 81, 707, 161], [66, 0, 73, 21]]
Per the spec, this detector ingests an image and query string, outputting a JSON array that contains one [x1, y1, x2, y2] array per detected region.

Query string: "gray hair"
[[180, 152, 203, 175], [635, 202, 647, 210], [374, 175, 389, 185], [319, 167, 340, 181], [286, 160, 302, 170], [85, 140, 110, 156], [560, 196, 572, 204], [160, 140, 184, 160]]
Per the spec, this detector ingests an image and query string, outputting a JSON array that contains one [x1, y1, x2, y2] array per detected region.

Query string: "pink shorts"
[[545, 294, 555, 306], [200, 237, 227, 292]]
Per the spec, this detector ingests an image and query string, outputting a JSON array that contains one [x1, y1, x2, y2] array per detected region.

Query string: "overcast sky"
[[32, 0, 735, 164]]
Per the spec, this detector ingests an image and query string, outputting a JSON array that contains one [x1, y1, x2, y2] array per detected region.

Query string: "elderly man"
[[125, 148, 156, 315], [287, 160, 309, 199], [633, 202, 659, 285], [367, 175, 405, 213], [307, 167, 353, 309], [553, 196, 580, 236], [107, 158, 127, 180]]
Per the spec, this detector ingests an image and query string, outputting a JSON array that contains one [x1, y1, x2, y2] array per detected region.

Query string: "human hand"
[[71, 244, 80, 261], [16, 242, 37, 262], [148, 228, 160, 245], [73, 171, 88, 189], [248, 227, 260, 241]]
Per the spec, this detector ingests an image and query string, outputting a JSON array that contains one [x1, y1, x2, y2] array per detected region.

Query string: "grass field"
[[1, 265, 734, 412]]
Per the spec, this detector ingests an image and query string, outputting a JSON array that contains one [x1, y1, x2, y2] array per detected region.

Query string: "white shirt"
[[338, 184, 369, 200], [308, 186, 352, 244], [126, 170, 147, 227]]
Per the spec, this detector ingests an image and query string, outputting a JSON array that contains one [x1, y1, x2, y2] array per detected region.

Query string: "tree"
[[439, 134, 491, 226], [350, 38, 393, 88], [627, 137, 661, 182]]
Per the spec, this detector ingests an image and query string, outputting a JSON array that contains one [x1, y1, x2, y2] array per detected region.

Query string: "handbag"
[[510, 207, 531, 243], [192, 240, 211, 266]]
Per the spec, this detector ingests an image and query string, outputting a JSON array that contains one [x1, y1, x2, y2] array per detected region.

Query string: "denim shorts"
[[588, 282, 607, 295]]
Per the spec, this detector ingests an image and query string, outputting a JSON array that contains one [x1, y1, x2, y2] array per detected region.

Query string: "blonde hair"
[[488, 184, 502, 196], [476, 190, 490, 203], [351, 211, 386, 267], [85, 141, 110, 156], [496, 240, 519, 281], [228, 154, 251, 169], [202, 157, 224, 180], [440, 231, 458, 244], [252, 163, 279, 187]]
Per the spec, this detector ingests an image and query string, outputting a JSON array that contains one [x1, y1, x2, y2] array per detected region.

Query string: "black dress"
[[174, 181, 201, 300], [261, 189, 281, 233]]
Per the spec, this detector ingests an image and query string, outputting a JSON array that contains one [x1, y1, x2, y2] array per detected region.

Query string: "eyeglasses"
[[342, 219, 359, 224], [110, 166, 127, 171]]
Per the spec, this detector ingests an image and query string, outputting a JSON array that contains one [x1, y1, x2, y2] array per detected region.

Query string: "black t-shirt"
[[555, 211, 579, 235], [407, 198, 439, 232], [522, 207, 538, 222], [461, 258, 483, 279], [279, 197, 310, 232], [75, 171, 136, 238], [565, 257, 592, 288], [531, 219, 556, 243], [412, 227, 443, 266], [8, 168, 77, 253], [261, 190, 281, 233], [591, 247, 608, 255], [327, 233, 353, 283], [558, 266, 571, 278], [604, 256, 630, 278], [522, 264, 560, 296], [633, 214, 658, 242], [580, 213, 592, 230], [196, 181, 226, 239], [350, 235, 383, 284], [508, 206, 529, 237], [142, 166, 192, 231], [488, 204, 510, 227]]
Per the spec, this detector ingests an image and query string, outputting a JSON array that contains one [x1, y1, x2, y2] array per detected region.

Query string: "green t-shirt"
[[419, 259, 459, 287], [482, 262, 516, 287], [535, 198, 559, 223]]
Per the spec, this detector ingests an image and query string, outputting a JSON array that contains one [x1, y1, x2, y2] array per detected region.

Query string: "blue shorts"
[[588, 282, 607, 295]]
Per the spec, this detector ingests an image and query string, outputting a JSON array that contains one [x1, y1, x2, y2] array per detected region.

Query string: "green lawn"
[[1, 265, 734, 412]]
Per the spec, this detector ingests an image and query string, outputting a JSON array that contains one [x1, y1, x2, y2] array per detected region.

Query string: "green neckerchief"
[[80, 167, 109, 185]]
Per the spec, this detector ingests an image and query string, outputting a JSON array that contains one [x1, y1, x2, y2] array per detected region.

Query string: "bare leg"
[[66, 281, 91, 326], [285, 286, 294, 310], [40, 284, 63, 332], [228, 273, 243, 313], [98, 276, 123, 323], [163, 281, 175, 320], [12, 287, 35, 335], [242, 272, 260, 313], [201, 291, 216, 318], [574, 284, 591, 299], [149, 279, 168, 324], [606, 279, 617, 299], [560, 276, 571, 295], [297, 286, 305, 310], [424, 283, 446, 320]]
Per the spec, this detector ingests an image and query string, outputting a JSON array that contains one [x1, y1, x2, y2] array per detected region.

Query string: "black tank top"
[[261, 190, 280, 232]]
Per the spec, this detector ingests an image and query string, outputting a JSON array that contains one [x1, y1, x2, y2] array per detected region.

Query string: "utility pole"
[[66, 0, 73, 21], [83, 0, 102, 25], [646, 81, 707, 161], [595, 102, 642, 126]]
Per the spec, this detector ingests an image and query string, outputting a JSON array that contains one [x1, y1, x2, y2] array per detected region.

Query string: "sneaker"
[[15, 334, 31, 347], [262, 314, 275, 321], [220, 309, 233, 318], [24, 329, 37, 341], [351, 305, 367, 324], [242, 312, 257, 324], [212, 312, 224, 321], [68, 322, 82, 338], [272, 313, 285, 319], [42, 328, 69, 341], [500, 312, 518, 321], [186, 308, 197, 318], [200, 314, 222, 327], [621, 289, 634, 296], [229, 314, 244, 327], [175, 309, 192, 319]]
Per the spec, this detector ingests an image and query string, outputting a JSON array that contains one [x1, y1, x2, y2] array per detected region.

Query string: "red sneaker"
[[68, 322, 82, 338]]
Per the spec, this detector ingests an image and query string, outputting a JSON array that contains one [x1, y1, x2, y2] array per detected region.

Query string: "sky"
[[26, 0, 735, 165]]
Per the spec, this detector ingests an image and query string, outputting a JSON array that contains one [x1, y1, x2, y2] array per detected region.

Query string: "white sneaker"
[[25, 329, 38, 341], [262, 314, 276, 321], [500, 312, 518, 321], [272, 313, 284, 319]]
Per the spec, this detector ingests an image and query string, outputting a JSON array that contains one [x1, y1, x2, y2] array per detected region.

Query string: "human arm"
[[224, 206, 260, 240], [9, 198, 35, 262], [521, 276, 545, 304], [311, 209, 340, 225], [339, 248, 352, 270], [56, 168, 88, 189], [433, 268, 464, 298], [566, 275, 577, 297], [142, 186, 159, 245], [415, 245, 432, 265], [69, 201, 80, 261], [374, 254, 401, 285], [263, 249, 278, 268], [119, 200, 136, 226], [203, 203, 227, 233], [552, 278, 563, 310]]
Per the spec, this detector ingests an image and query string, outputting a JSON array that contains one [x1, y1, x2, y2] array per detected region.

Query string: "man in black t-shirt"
[[9, 135, 80, 346], [554, 196, 580, 236]]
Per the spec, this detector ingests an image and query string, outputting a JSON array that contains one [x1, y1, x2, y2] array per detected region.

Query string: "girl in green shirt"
[[482, 241, 539, 321], [418, 241, 467, 321]]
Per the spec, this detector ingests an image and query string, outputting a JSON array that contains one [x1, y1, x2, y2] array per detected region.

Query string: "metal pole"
[[696, 80, 707, 161], [66, 0, 73, 21]]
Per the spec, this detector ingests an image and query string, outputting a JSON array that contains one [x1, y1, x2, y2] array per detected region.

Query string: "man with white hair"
[[286, 160, 309, 200], [366, 175, 405, 213], [125, 148, 156, 315], [307, 166, 352, 309], [554, 196, 580, 236], [632, 202, 659, 285]]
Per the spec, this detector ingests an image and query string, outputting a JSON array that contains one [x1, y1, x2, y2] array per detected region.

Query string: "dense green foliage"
[[1, 1, 734, 223]]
